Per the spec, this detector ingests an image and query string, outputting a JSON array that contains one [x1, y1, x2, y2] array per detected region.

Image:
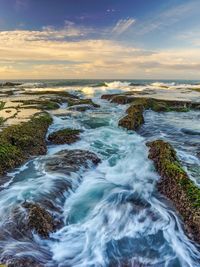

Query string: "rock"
[[2, 82, 21, 87], [48, 128, 82, 145], [20, 99, 60, 110], [0, 113, 53, 175], [109, 259, 148, 267], [102, 93, 200, 111], [68, 104, 95, 112], [44, 149, 101, 175], [22, 202, 56, 238], [102, 94, 199, 131], [67, 98, 100, 108], [5, 257, 44, 267], [119, 105, 144, 131], [147, 140, 200, 244], [23, 90, 78, 99]]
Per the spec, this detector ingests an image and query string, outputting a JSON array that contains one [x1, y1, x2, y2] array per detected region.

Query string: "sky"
[[0, 0, 200, 79]]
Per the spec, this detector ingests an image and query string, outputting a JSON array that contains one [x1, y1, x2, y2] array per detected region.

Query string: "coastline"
[[0, 80, 199, 266]]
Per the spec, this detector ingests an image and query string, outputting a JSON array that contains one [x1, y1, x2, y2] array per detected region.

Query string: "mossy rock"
[[22, 90, 78, 99], [67, 98, 100, 108], [102, 93, 200, 112], [0, 143, 23, 175], [0, 101, 5, 110], [147, 140, 200, 243], [20, 99, 60, 110], [48, 128, 82, 145], [0, 113, 53, 175], [68, 104, 95, 112], [119, 104, 144, 131], [0, 117, 4, 125]]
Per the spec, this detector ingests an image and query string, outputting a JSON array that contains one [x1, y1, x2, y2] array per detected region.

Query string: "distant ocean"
[[1, 79, 200, 88]]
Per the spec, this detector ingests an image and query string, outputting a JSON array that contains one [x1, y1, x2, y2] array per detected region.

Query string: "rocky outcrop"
[[48, 128, 82, 145], [102, 94, 200, 132], [68, 104, 96, 112], [17, 99, 60, 110], [22, 202, 57, 238], [119, 104, 144, 130], [67, 98, 100, 108], [4, 257, 44, 267], [101, 94, 200, 112], [44, 149, 101, 175], [147, 140, 200, 243], [0, 113, 53, 175], [1, 82, 22, 87]]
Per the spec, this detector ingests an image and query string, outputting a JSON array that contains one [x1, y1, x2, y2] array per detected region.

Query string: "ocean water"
[[0, 80, 200, 266]]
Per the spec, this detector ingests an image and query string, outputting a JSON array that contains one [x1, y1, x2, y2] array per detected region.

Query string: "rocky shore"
[[102, 93, 200, 130], [0, 113, 52, 176], [147, 140, 200, 243], [0, 83, 199, 266], [102, 92, 200, 245], [0, 88, 102, 266]]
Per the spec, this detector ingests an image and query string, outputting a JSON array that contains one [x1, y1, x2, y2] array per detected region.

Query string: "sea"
[[0, 79, 200, 266]]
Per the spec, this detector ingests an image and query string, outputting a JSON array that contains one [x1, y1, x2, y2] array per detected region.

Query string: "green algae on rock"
[[14, 99, 60, 110], [147, 140, 200, 243], [48, 128, 82, 145], [0, 113, 53, 175], [0, 102, 5, 110], [119, 104, 144, 130], [102, 94, 200, 131], [67, 98, 100, 108], [101, 94, 200, 112], [0, 117, 4, 126]]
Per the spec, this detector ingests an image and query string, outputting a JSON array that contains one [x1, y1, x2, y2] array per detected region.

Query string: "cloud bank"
[[0, 25, 200, 79]]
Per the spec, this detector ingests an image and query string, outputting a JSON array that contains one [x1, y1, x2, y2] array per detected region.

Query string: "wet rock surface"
[[22, 202, 57, 238], [48, 128, 82, 145], [68, 104, 96, 112], [147, 140, 200, 244], [4, 257, 44, 267], [44, 149, 101, 175], [67, 98, 100, 108]]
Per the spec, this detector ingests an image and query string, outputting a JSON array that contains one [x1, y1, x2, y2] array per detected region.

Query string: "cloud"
[[112, 18, 136, 35], [0, 29, 200, 79], [137, 0, 200, 34]]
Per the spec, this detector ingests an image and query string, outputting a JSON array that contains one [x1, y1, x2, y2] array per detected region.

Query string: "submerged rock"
[[68, 104, 96, 112], [147, 140, 200, 244], [44, 149, 101, 175], [48, 128, 82, 145], [4, 257, 44, 267], [109, 261, 148, 267], [23, 202, 56, 238]]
